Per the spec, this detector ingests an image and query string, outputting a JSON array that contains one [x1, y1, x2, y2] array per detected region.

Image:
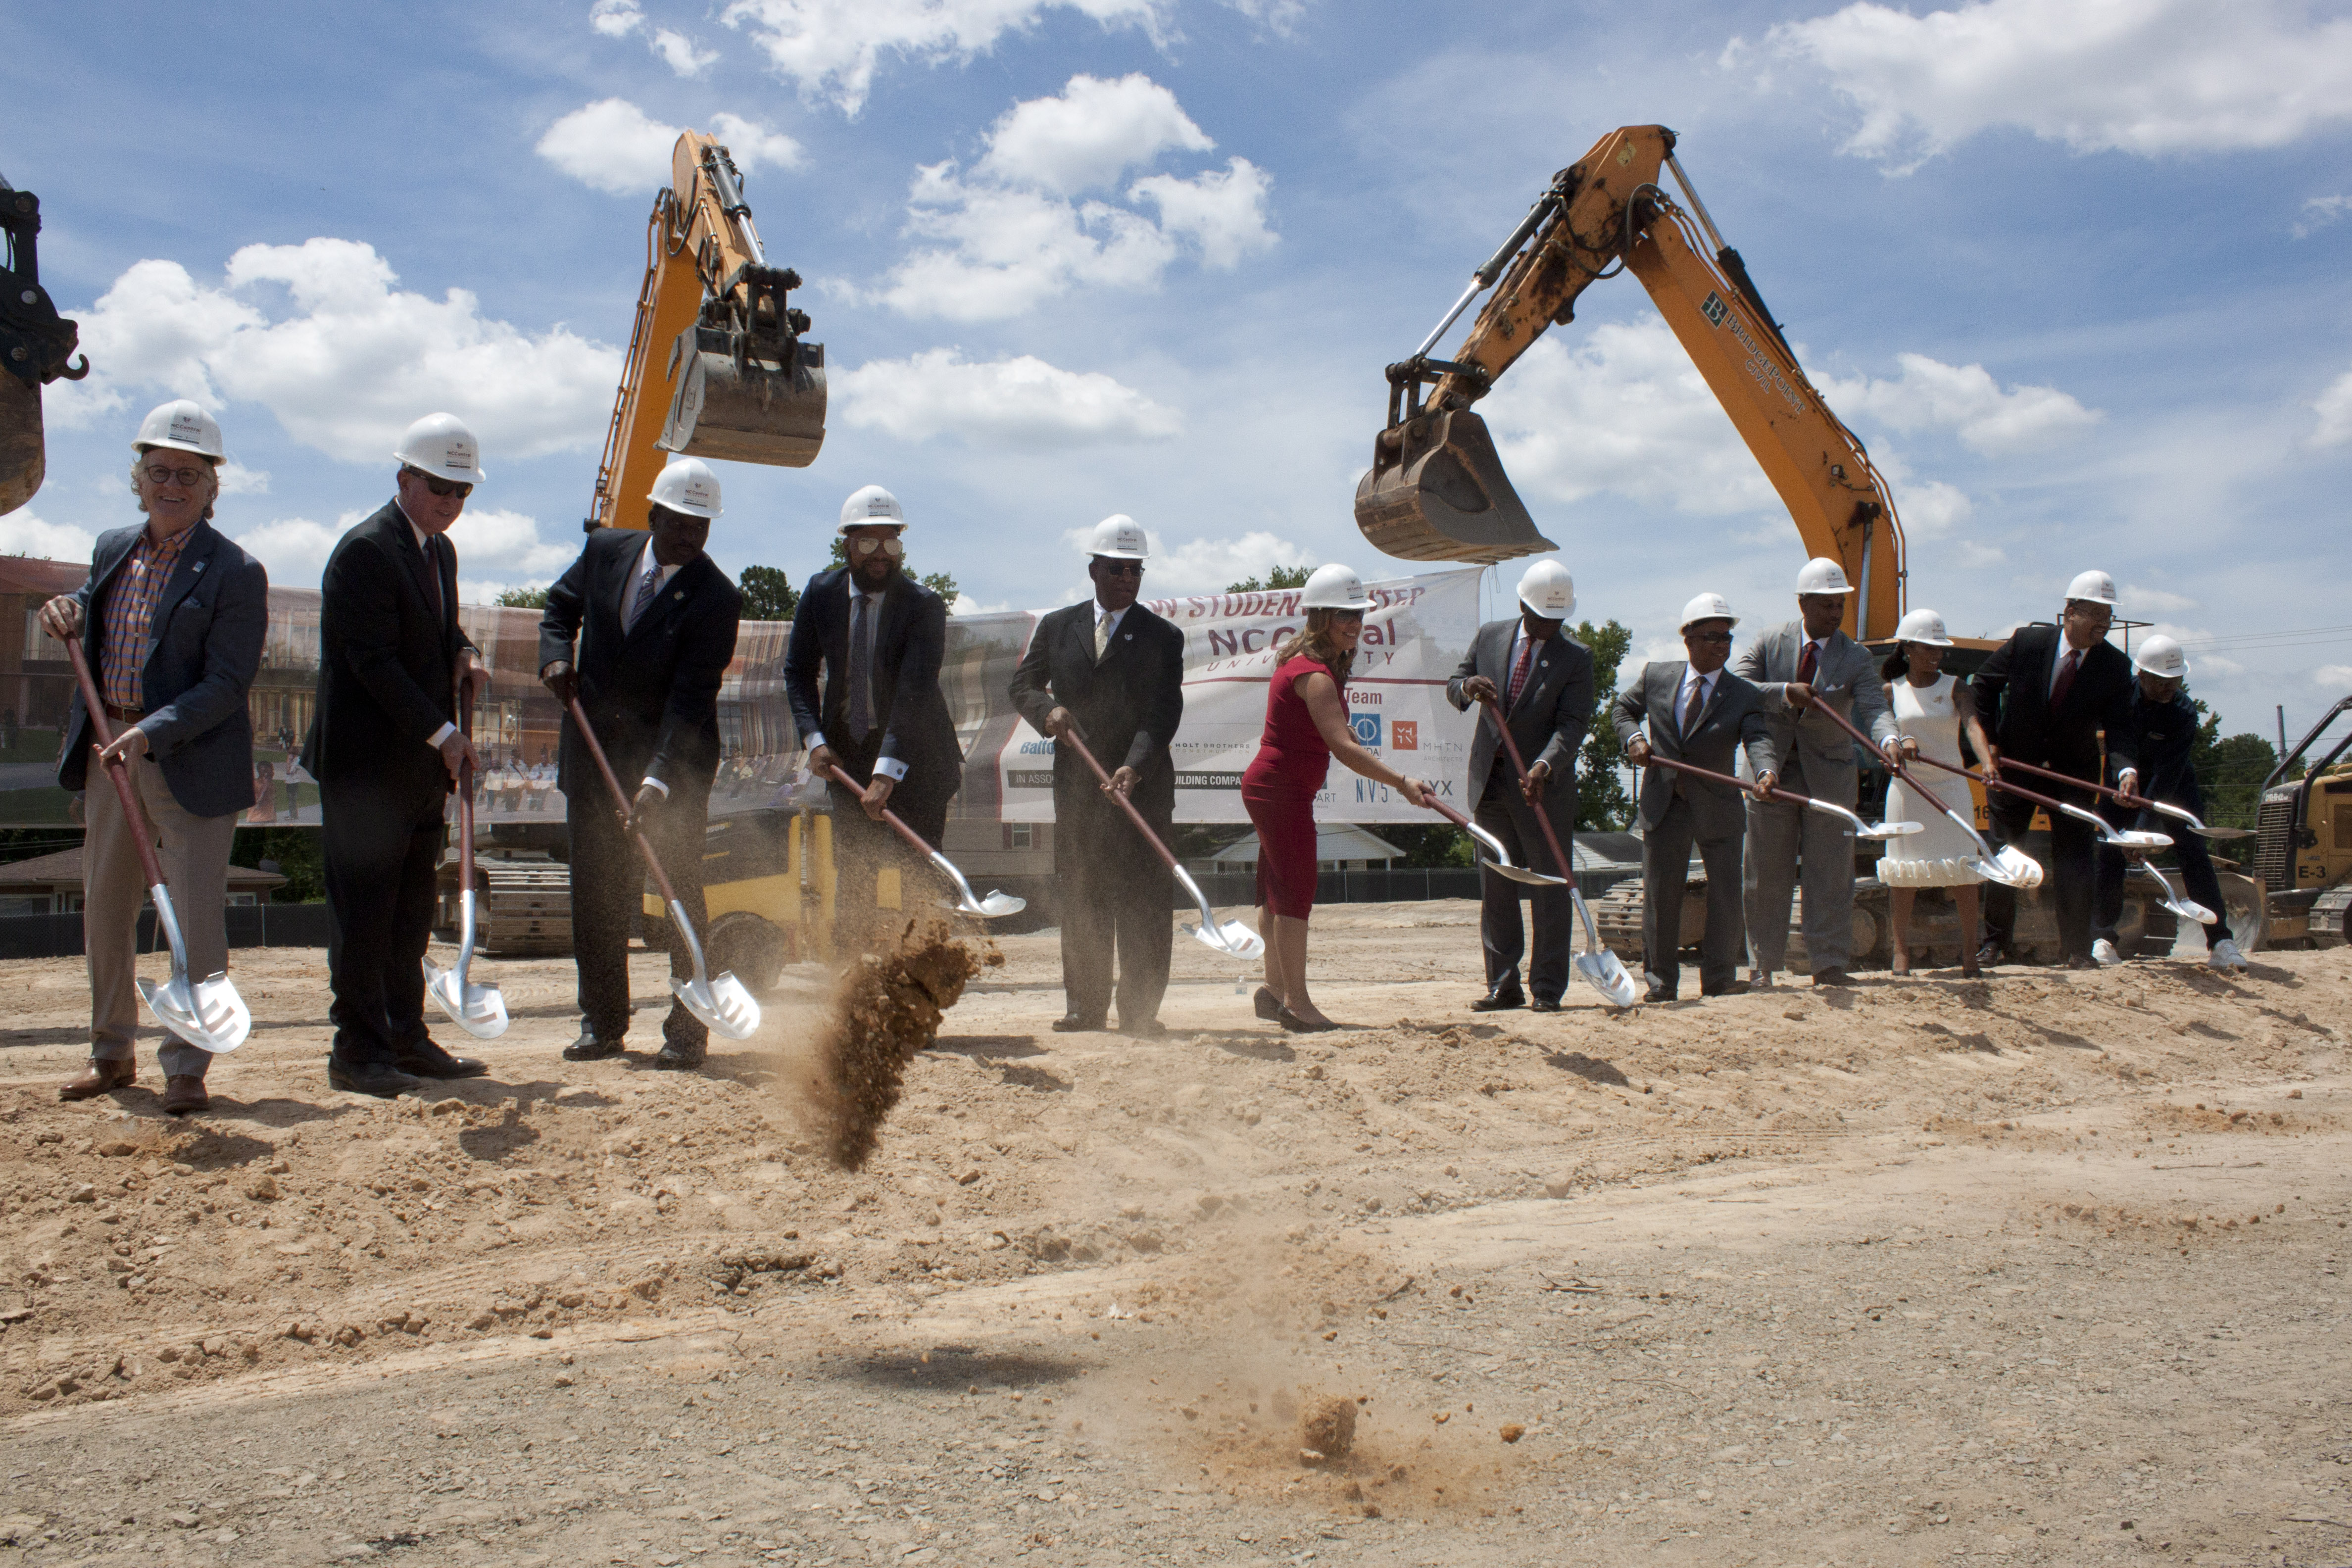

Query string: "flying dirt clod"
[[809, 919, 1001, 1171]]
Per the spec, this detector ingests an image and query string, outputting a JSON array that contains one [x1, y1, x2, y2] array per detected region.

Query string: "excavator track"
[[436, 856, 574, 957]]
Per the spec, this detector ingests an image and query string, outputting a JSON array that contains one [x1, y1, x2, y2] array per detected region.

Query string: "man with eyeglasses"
[[40, 400, 268, 1117], [301, 412, 493, 1097], [1969, 570, 2140, 971], [1614, 594, 1780, 1003], [1009, 517, 1187, 1036], [784, 485, 964, 948]]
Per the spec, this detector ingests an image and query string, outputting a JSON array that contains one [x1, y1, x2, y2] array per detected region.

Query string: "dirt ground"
[[3, 900, 2350, 1568]]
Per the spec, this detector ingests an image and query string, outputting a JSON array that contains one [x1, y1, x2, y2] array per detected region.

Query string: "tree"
[[1571, 618, 1635, 832], [738, 565, 799, 621], [2186, 696, 2281, 832], [827, 538, 957, 604], [1225, 564, 1312, 593], [493, 586, 549, 609]]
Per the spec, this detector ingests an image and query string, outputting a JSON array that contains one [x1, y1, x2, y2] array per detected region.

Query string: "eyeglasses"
[[1094, 559, 1144, 577], [1687, 630, 1735, 644], [141, 463, 210, 488], [849, 535, 905, 559], [402, 466, 473, 500]]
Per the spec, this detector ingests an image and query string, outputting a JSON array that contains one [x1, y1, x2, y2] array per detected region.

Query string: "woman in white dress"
[[1876, 609, 1996, 977]]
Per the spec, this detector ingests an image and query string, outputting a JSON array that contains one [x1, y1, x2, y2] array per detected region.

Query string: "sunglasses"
[[141, 463, 212, 488], [1094, 559, 1144, 577], [1687, 630, 1735, 644], [849, 535, 906, 559], [403, 466, 473, 500]]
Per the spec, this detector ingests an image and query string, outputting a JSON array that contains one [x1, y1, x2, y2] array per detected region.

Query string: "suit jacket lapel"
[[389, 511, 449, 644]]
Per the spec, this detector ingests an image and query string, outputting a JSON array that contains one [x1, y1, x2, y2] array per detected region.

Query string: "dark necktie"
[[1682, 674, 1706, 738], [1506, 635, 1535, 710], [847, 591, 874, 737], [2051, 648, 2080, 710], [1797, 639, 1818, 684], [626, 556, 660, 633], [424, 535, 446, 625]]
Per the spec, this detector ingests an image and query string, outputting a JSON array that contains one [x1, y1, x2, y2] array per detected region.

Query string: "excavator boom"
[[0, 179, 91, 517], [586, 133, 825, 532], [1356, 126, 1905, 638]]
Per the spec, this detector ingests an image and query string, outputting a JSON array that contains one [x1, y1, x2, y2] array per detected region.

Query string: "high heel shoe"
[[1278, 1007, 1340, 1034], [1253, 985, 1282, 1021]]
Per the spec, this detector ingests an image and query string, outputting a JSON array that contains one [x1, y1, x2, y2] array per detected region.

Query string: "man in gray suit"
[[1613, 593, 1780, 1003], [1444, 559, 1593, 1012], [1733, 557, 1902, 988], [38, 401, 268, 1117]]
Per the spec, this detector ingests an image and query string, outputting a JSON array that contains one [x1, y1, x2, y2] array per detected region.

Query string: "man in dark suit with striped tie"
[[1009, 517, 1186, 1035]]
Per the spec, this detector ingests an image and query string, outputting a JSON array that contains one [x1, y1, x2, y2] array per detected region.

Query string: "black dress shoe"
[[1701, 981, 1751, 997], [1811, 967, 1852, 988], [1975, 939, 2007, 970], [563, 1032, 627, 1062], [327, 1059, 422, 1098], [1470, 981, 1526, 1013], [1643, 982, 1676, 1004], [1252, 986, 1282, 1021], [396, 1039, 489, 1078], [654, 1040, 706, 1071], [1051, 1014, 1105, 1033], [1529, 997, 1563, 1013]]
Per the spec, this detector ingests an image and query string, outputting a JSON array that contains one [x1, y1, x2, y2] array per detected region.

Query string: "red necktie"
[[1506, 635, 1535, 710], [2051, 648, 2080, 710], [1682, 675, 1706, 737], [1796, 639, 1818, 684]]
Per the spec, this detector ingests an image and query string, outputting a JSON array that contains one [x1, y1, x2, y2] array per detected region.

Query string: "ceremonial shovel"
[[422, 705, 507, 1038], [818, 763, 1025, 919], [1808, 700, 2045, 890], [1991, 754, 2252, 842], [64, 638, 250, 1053], [569, 697, 761, 1039], [1056, 729, 1262, 959]]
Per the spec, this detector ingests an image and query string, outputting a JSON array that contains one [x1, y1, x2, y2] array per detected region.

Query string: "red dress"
[[1241, 652, 1336, 919]]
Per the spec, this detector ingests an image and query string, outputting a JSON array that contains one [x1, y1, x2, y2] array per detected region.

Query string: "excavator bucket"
[[0, 372, 44, 516], [658, 328, 826, 468], [1353, 408, 1556, 565]]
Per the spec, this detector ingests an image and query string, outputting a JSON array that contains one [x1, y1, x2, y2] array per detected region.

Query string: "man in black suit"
[[1009, 516, 1186, 1035], [302, 413, 492, 1097], [539, 458, 743, 1068], [1444, 558, 1593, 1013], [1969, 569, 2141, 969], [783, 485, 964, 946], [1612, 593, 1780, 1002]]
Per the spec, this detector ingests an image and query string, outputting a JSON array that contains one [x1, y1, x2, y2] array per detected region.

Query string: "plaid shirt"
[[99, 526, 195, 713]]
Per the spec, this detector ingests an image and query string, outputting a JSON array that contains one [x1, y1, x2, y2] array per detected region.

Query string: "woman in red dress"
[[1241, 565, 1430, 1031]]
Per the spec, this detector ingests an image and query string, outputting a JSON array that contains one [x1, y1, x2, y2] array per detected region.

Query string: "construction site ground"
[[3, 899, 2350, 1568]]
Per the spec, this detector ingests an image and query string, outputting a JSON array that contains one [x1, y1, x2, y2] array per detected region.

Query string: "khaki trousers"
[[82, 752, 235, 1079]]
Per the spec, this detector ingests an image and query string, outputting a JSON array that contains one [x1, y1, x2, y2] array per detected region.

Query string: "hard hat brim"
[[1307, 595, 1375, 611], [133, 437, 222, 461], [2132, 654, 2190, 677], [1088, 548, 1148, 561], [397, 454, 487, 485], [1517, 591, 1576, 618]]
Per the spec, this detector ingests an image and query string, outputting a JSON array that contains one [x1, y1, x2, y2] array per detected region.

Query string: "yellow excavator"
[[1355, 123, 1901, 640], [582, 130, 826, 533], [0, 178, 91, 515]]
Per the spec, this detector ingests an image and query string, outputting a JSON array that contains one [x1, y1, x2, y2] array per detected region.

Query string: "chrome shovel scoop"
[[2134, 861, 2216, 927], [1424, 795, 1565, 885], [66, 641, 249, 1053], [424, 753, 507, 1039], [820, 762, 1026, 920], [1478, 704, 1639, 1005], [1807, 703, 2044, 890], [1056, 732, 1258, 955], [571, 697, 762, 1040]]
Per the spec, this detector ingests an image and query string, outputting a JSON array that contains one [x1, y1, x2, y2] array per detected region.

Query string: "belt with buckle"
[[104, 704, 146, 724]]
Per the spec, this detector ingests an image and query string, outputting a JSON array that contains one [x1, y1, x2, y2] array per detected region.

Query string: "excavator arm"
[[1356, 125, 1905, 639], [0, 178, 91, 517], [585, 132, 825, 533]]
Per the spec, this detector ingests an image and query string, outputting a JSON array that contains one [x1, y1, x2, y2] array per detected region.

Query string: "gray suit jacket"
[[1444, 619, 1594, 793], [56, 519, 269, 820], [1610, 660, 1779, 835], [1733, 621, 1897, 807]]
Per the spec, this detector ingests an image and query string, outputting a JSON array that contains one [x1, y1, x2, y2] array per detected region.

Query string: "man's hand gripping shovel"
[[1057, 728, 1262, 960]]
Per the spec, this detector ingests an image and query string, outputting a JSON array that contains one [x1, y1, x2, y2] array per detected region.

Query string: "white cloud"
[[1055, 523, 1315, 597], [1222, 0, 1307, 33], [229, 505, 575, 596], [835, 349, 1181, 447], [590, 0, 642, 37], [720, 0, 1172, 115], [0, 509, 98, 563], [52, 239, 618, 465], [2316, 664, 2352, 689], [2295, 195, 2351, 238], [538, 99, 802, 197], [446, 507, 581, 583], [2312, 367, 2352, 447], [587, 1, 719, 77], [870, 74, 1273, 321], [2127, 584, 2199, 614], [233, 515, 352, 590], [1749, 0, 2352, 172], [216, 461, 269, 495], [1819, 353, 2102, 455]]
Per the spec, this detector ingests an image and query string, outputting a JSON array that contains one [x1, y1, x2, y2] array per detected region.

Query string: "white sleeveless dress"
[[1876, 673, 1985, 886]]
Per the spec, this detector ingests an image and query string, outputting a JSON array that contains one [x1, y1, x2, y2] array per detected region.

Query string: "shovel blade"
[[1185, 918, 1266, 961], [1858, 820, 1925, 840], [1966, 847, 2045, 890], [658, 332, 826, 468], [671, 973, 762, 1041], [424, 959, 509, 1040], [948, 889, 1027, 920], [1574, 951, 1642, 1009], [1486, 860, 1568, 886], [138, 972, 250, 1054], [2105, 829, 2173, 851], [1354, 409, 1558, 565]]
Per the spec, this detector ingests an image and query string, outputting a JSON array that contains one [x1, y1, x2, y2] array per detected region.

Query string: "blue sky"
[[8, 0, 2352, 742]]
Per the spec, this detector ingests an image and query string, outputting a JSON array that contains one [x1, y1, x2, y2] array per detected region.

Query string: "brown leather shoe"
[[160, 1075, 211, 1117], [59, 1058, 136, 1101]]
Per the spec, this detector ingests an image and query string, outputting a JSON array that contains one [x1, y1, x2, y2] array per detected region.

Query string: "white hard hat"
[[2064, 569, 2119, 606], [1517, 559, 1576, 619], [1893, 607, 1954, 646], [647, 457, 723, 521], [132, 399, 224, 461], [1301, 563, 1373, 611], [2132, 634, 2190, 679], [1082, 515, 1149, 560], [393, 412, 486, 485], [1795, 556, 1854, 594], [838, 484, 905, 533], [1679, 591, 1737, 630]]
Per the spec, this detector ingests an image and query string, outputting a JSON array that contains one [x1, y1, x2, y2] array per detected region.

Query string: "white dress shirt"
[[1673, 666, 1719, 731], [805, 583, 908, 781]]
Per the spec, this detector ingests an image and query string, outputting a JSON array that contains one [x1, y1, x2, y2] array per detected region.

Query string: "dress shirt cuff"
[[873, 755, 909, 782], [541, 659, 572, 678], [638, 776, 670, 798], [805, 731, 826, 752], [427, 722, 456, 750]]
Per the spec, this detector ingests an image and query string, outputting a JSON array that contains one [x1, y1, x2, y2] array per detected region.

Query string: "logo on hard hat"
[[168, 412, 205, 442]]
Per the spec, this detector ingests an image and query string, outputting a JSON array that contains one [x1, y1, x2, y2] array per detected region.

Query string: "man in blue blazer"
[[784, 485, 964, 946], [40, 401, 267, 1117]]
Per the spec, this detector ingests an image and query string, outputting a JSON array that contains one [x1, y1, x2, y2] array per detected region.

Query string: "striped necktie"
[[625, 556, 660, 633]]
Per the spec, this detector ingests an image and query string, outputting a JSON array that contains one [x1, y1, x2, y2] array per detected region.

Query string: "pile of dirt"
[[804, 918, 1000, 1171]]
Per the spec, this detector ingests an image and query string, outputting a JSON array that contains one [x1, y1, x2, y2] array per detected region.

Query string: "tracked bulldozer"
[[0, 178, 90, 516], [583, 131, 825, 533], [2255, 695, 2352, 949]]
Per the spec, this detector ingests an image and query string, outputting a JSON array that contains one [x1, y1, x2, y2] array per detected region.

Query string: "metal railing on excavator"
[[1354, 124, 1906, 641]]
